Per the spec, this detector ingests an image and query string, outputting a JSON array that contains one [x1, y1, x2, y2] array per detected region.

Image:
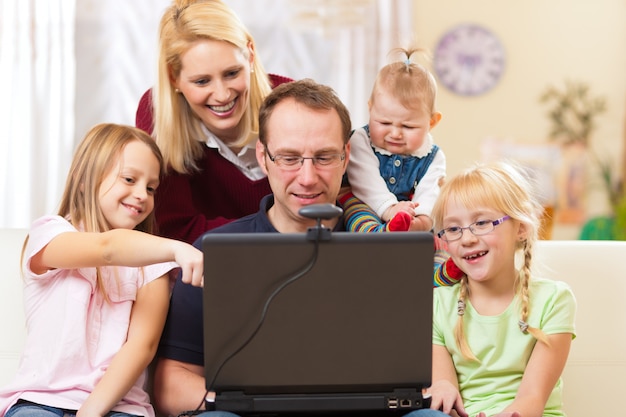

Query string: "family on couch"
[[0, 1, 576, 417]]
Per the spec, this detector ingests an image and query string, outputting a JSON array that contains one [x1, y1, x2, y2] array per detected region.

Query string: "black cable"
[[189, 233, 322, 414], [191, 204, 341, 413]]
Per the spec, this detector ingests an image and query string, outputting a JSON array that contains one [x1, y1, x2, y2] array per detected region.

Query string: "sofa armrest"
[[535, 240, 626, 417]]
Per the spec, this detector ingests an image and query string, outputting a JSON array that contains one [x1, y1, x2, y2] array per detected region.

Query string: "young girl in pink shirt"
[[0, 123, 204, 417]]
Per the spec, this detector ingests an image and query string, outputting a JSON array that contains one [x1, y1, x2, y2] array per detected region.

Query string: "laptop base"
[[215, 388, 429, 415]]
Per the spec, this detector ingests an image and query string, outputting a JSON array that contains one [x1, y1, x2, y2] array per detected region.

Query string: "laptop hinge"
[[215, 388, 428, 413]]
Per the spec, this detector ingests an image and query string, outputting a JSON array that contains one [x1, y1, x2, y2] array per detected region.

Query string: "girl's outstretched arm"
[[428, 344, 468, 417], [31, 228, 203, 286], [495, 333, 572, 417], [77, 275, 170, 417]]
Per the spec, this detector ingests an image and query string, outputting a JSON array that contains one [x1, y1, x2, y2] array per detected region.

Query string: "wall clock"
[[434, 24, 506, 96]]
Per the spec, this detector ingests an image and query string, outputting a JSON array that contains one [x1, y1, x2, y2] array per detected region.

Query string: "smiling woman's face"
[[174, 39, 253, 144]]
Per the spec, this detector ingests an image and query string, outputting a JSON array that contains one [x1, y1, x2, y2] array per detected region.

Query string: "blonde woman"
[[135, 0, 291, 244]]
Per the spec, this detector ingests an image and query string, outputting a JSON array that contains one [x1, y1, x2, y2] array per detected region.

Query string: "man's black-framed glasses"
[[265, 147, 346, 171], [437, 215, 511, 242]]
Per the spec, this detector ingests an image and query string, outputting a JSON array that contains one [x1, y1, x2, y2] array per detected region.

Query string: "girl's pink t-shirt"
[[0, 215, 178, 417]]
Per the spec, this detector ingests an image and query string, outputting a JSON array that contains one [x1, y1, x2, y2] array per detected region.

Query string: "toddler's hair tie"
[[518, 320, 529, 333], [457, 299, 466, 316], [404, 58, 411, 67]]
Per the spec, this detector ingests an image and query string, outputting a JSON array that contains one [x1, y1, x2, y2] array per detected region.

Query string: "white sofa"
[[0, 228, 624, 417]]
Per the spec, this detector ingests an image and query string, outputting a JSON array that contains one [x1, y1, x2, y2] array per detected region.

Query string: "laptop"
[[202, 230, 434, 415]]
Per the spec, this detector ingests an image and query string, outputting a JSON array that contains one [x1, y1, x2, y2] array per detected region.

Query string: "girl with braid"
[[410, 161, 576, 417]]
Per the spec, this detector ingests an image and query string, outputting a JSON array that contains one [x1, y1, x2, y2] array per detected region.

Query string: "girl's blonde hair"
[[432, 161, 549, 360], [22, 124, 164, 296], [58, 123, 164, 234], [155, 0, 272, 174], [370, 47, 438, 115]]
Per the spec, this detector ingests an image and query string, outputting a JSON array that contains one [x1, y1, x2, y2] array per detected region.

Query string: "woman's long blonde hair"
[[154, 0, 272, 174], [432, 161, 549, 360]]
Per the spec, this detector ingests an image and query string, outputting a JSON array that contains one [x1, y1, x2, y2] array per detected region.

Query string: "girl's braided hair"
[[432, 161, 549, 360]]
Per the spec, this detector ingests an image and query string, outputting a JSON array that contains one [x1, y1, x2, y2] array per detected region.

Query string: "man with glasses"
[[215, 77, 353, 234], [153, 79, 353, 417]]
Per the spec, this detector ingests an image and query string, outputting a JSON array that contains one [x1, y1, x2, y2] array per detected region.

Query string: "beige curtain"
[[74, 0, 170, 148], [0, 0, 76, 228], [0, 0, 169, 228]]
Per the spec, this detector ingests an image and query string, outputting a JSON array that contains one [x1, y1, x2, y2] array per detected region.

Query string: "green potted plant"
[[539, 80, 624, 239], [593, 153, 626, 240], [539, 80, 606, 147]]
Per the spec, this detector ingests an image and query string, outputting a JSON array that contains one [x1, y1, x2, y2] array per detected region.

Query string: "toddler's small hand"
[[383, 201, 416, 221]]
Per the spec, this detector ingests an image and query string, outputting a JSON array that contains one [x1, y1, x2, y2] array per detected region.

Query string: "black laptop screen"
[[202, 232, 434, 396]]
